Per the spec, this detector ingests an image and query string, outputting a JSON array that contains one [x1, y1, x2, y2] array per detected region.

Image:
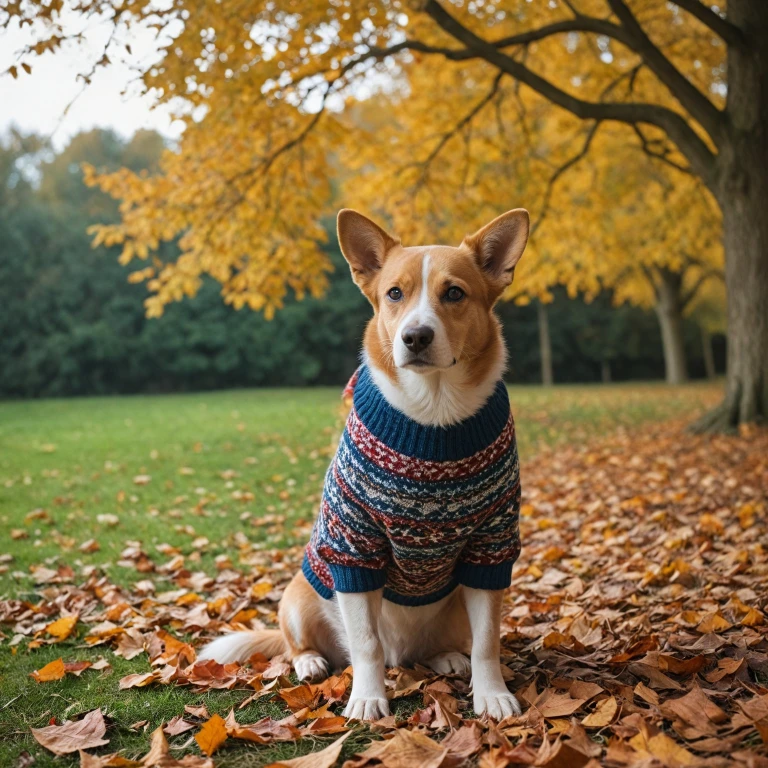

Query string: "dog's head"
[[337, 209, 529, 373]]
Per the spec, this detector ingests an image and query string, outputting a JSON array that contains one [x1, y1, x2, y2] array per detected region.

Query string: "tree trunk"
[[701, 327, 716, 380], [537, 301, 554, 386], [601, 360, 612, 384], [654, 269, 688, 385], [695, 0, 768, 430]]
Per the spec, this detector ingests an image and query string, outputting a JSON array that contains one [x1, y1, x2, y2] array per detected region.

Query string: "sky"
[[0, 12, 184, 151]]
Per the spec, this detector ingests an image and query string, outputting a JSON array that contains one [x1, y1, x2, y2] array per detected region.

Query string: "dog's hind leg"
[[424, 651, 472, 676], [279, 570, 346, 679], [292, 651, 329, 682]]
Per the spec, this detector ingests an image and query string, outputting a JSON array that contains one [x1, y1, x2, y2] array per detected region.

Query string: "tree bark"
[[601, 360, 612, 384], [654, 269, 688, 385], [701, 327, 716, 380], [695, 0, 768, 430], [537, 301, 554, 386]]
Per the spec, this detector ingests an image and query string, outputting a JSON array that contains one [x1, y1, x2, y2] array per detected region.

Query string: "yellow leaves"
[[582, 696, 618, 728], [251, 581, 274, 600], [119, 242, 134, 265], [628, 732, 697, 767], [30, 658, 66, 682], [738, 503, 757, 529], [698, 513, 725, 537], [127, 267, 155, 284], [194, 714, 228, 756], [542, 631, 569, 649], [696, 612, 732, 634], [31, 659, 94, 682], [44, 615, 79, 642], [12, 0, 728, 320]]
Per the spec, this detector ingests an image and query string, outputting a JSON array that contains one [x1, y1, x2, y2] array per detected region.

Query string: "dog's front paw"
[[473, 690, 522, 720], [344, 696, 390, 721]]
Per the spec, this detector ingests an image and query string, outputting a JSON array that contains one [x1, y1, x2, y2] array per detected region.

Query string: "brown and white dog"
[[201, 208, 530, 721]]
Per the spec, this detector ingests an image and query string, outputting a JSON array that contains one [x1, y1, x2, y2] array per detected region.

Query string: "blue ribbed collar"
[[352, 365, 510, 461]]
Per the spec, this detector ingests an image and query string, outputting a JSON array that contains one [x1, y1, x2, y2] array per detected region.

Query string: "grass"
[[0, 380, 723, 766]]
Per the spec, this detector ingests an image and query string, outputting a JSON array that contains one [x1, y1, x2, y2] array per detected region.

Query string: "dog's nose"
[[402, 325, 434, 354]]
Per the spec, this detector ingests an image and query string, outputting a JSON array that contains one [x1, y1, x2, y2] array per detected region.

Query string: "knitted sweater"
[[303, 365, 521, 606]]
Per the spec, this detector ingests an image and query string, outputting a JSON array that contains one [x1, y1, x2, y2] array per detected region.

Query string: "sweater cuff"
[[455, 560, 513, 590], [328, 564, 387, 593]]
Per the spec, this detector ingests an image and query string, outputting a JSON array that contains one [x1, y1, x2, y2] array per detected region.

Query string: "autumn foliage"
[[6, 0, 768, 426], [3, 417, 766, 766]]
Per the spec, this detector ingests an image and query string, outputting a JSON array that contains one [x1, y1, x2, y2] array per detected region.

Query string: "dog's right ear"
[[337, 209, 399, 295]]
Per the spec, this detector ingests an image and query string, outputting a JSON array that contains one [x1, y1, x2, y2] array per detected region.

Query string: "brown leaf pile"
[[3, 421, 767, 766]]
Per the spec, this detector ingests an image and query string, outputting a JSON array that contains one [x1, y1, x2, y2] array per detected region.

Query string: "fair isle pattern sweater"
[[303, 365, 521, 606]]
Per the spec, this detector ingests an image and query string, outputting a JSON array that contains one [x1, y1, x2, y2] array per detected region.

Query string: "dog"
[[201, 208, 530, 722]]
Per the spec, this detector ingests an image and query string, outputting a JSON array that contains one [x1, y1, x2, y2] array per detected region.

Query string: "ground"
[[1, 381, 766, 768]]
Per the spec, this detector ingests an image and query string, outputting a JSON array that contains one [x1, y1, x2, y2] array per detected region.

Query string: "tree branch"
[[422, 0, 718, 187], [680, 267, 723, 309], [401, 72, 504, 191], [606, 0, 724, 147], [669, 0, 747, 50], [640, 264, 661, 301], [631, 124, 693, 174], [531, 121, 601, 238]]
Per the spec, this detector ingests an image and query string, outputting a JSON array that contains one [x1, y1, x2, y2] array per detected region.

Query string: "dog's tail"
[[198, 629, 286, 664]]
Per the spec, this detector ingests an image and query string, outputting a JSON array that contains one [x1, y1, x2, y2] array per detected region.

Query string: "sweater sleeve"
[[314, 464, 390, 593], [456, 461, 522, 591]]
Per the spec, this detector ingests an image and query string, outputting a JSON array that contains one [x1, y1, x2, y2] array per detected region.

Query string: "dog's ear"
[[463, 209, 529, 298], [337, 209, 399, 295]]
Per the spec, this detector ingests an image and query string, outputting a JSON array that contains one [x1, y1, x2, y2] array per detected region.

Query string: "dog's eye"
[[387, 287, 403, 302], [445, 286, 465, 302]]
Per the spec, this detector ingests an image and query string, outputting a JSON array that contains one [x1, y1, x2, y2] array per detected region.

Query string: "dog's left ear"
[[463, 209, 529, 295]]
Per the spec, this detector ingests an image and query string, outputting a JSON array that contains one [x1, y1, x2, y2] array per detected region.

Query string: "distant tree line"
[[0, 129, 723, 399]]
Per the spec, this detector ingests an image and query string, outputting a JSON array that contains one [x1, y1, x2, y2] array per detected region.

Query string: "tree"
[[689, 279, 727, 380], [4, 1, 766, 427], [537, 135, 724, 384]]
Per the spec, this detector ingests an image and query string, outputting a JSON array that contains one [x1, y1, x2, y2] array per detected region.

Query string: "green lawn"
[[0, 381, 723, 767]]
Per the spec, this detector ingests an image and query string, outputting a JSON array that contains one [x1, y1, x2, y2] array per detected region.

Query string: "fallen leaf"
[[534, 690, 587, 718], [142, 727, 170, 766], [442, 723, 483, 766], [279, 684, 320, 711], [31, 709, 109, 756], [44, 615, 78, 642], [184, 705, 210, 719], [78, 751, 142, 767], [194, 714, 228, 756], [568, 681, 603, 701], [629, 732, 697, 766], [341, 729, 444, 768], [301, 716, 349, 735], [64, 661, 93, 676], [119, 672, 157, 690], [30, 658, 66, 683], [659, 685, 728, 733], [582, 696, 618, 727], [266, 730, 352, 767], [696, 613, 732, 634], [634, 682, 659, 707], [608, 635, 658, 664], [163, 717, 196, 736]]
